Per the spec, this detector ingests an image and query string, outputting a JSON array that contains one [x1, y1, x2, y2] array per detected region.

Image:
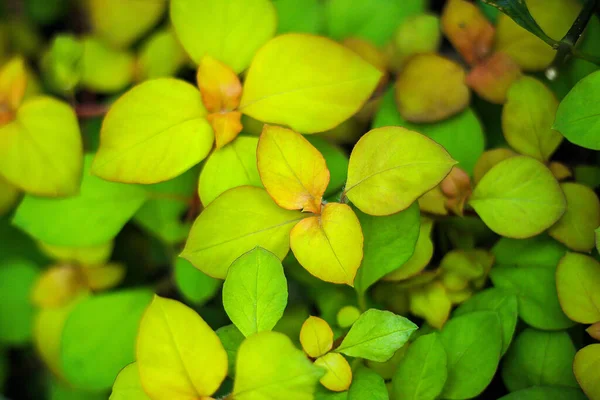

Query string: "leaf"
[[453, 288, 518, 356], [556, 252, 600, 324], [492, 234, 567, 269], [345, 127, 456, 216], [573, 344, 600, 400], [315, 353, 353, 392], [137, 295, 227, 400], [498, 386, 587, 400], [182, 186, 303, 279], [347, 367, 387, 400], [503, 76, 561, 161], [548, 183, 600, 251], [174, 258, 221, 306], [137, 28, 187, 80], [0, 259, 39, 345], [300, 316, 334, 358], [0, 57, 27, 110], [110, 363, 150, 400], [0, 176, 19, 215], [473, 148, 517, 184], [223, 247, 288, 337], [257, 126, 330, 213], [92, 78, 213, 184], [0, 96, 82, 196], [469, 156, 566, 238], [466, 51, 522, 104], [390, 14, 441, 71], [392, 333, 447, 400], [31, 265, 86, 308], [336, 309, 417, 362], [14, 155, 147, 247], [199, 136, 262, 206], [305, 136, 349, 196], [395, 54, 469, 123], [38, 241, 113, 266], [290, 202, 363, 286], [79, 37, 135, 94], [197, 55, 242, 114], [233, 331, 324, 400], [170, 0, 276, 73], [216, 324, 245, 378], [239, 33, 382, 133], [42, 34, 83, 93], [48, 377, 106, 400], [439, 311, 502, 399], [60, 289, 153, 390], [82, 263, 125, 291], [409, 281, 452, 329], [385, 217, 434, 281], [354, 203, 420, 294], [554, 70, 600, 150], [274, 0, 325, 35], [502, 328, 578, 391]]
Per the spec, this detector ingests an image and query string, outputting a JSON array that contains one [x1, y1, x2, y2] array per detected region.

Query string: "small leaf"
[[556, 252, 600, 324], [223, 247, 288, 337], [473, 148, 517, 184], [171, 0, 276, 73], [390, 13, 441, 71], [336, 309, 418, 362], [137, 295, 227, 399], [290, 202, 363, 286], [32, 264, 86, 308], [300, 316, 334, 358], [197, 55, 242, 113], [573, 344, 600, 400], [110, 363, 150, 400], [137, 28, 187, 80], [174, 258, 221, 306], [392, 333, 447, 400], [0, 56, 28, 109], [81, 263, 125, 291], [466, 51, 522, 104], [182, 186, 303, 279], [385, 217, 434, 281], [409, 281, 452, 329], [315, 353, 353, 392], [345, 127, 456, 216], [347, 367, 387, 400], [469, 156, 566, 238], [208, 110, 243, 149], [257, 126, 330, 213], [38, 241, 113, 266], [93, 78, 213, 184], [80, 37, 135, 94], [336, 306, 361, 329], [240, 33, 382, 133], [233, 331, 324, 400]]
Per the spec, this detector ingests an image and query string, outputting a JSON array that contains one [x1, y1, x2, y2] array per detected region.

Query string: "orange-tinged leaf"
[[197, 56, 242, 113], [0, 57, 27, 111], [419, 186, 449, 216], [208, 111, 243, 149], [290, 203, 363, 286], [257, 126, 330, 213], [440, 167, 472, 217], [31, 265, 86, 308], [441, 0, 495, 65], [300, 316, 334, 358], [466, 52, 522, 104], [548, 162, 571, 181]]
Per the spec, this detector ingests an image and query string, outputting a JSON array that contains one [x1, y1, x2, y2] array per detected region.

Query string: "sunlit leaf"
[[79, 37, 134, 94], [556, 252, 600, 324], [315, 353, 352, 392], [110, 363, 150, 400], [300, 316, 334, 358], [385, 217, 434, 281], [573, 344, 600, 400]]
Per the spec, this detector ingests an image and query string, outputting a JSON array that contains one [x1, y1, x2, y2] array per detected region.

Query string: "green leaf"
[[575, 165, 600, 189], [42, 34, 83, 93], [0, 259, 39, 345], [348, 367, 387, 400], [0, 216, 47, 264], [305, 136, 349, 197], [14, 155, 147, 247], [137, 28, 186, 80], [492, 235, 567, 269], [216, 324, 245, 378], [60, 289, 153, 390], [392, 333, 447, 400], [440, 311, 502, 399], [502, 328, 578, 391], [223, 247, 288, 337], [554, 70, 600, 150], [453, 288, 518, 356], [274, 0, 324, 35], [233, 331, 324, 400], [92, 78, 213, 184], [373, 88, 484, 176], [469, 156, 566, 238], [170, 0, 276, 73], [384, 217, 434, 281], [49, 377, 106, 400], [498, 386, 587, 400], [354, 203, 420, 294], [181, 186, 303, 279], [336, 309, 417, 362], [556, 252, 600, 324], [174, 257, 221, 306], [110, 363, 150, 400], [79, 37, 134, 94], [574, 344, 600, 400]]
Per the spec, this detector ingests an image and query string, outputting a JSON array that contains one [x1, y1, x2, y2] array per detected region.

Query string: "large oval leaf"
[[239, 33, 382, 133], [556, 252, 600, 324], [345, 127, 456, 216]]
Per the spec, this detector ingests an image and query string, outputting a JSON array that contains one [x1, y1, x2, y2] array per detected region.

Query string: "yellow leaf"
[[0, 56, 27, 111], [314, 353, 353, 392], [290, 203, 363, 286], [182, 186, 304, 279], [395, 54, 469, 123], [548, 162, 571, 181], [197, 56, 242, 113], [257, 126, 330, 213], [82, 263, 126, 291], [31, 265, 87, 308], [418, 187, 449, 216], [93, 78, 213, 184], [0, 176, 19, 215], [137, 295, 227, 400], [466, 51, 522, 104], [573, 344, 600, 400], [240, 33, 382, 133], [300, 316, 334, 358], [170, 0, 276, 73], [556, 252, 600, 324], [409, 281, 452, 329], [208, 111, 243, 149], [38, 241, 113, 266], [385, 217, 434, 281], [473, 148, 517, 185], [345, 127, 456, 216]]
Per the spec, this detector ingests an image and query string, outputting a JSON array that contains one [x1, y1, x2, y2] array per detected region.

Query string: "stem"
[[75, 103, 109, 119], [357, 291, 367, 312]]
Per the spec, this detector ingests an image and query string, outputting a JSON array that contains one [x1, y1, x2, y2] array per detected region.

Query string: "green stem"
[[357, 291, 367, 312]]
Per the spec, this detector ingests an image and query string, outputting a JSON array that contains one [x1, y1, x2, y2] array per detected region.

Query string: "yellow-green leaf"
[[93, 78, 213, 184], [239, 33, 382, 133], [409, 281, 452, 329], [469, 156, 566, 238], [198, 136, 262, 206], [290, 202, 363, 286], [0, 176, 19, 215], [233, 331, 324, 400], [345, 127, 456, 216], [473, 148, 517, 185], [110, 363, 150, 400], [257, 126, 330, 213], [137, 295, 227, 400], [385, 217, 434, 281], [556, 252, 600, 324], [0, 56, 27, 110], [502, 76, 561, 161], [0, 96, 82, 196], [549, 183, 600, 252], [137, 28, 187, 81], [300, 316, 334, 358], [80, 37, 135, 94], [170, 0, 276, 73], [314, 353, 353, 392], [182, 186, 304, 279], [38, 241, 113, 266], [573, 344, 600, 400]]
